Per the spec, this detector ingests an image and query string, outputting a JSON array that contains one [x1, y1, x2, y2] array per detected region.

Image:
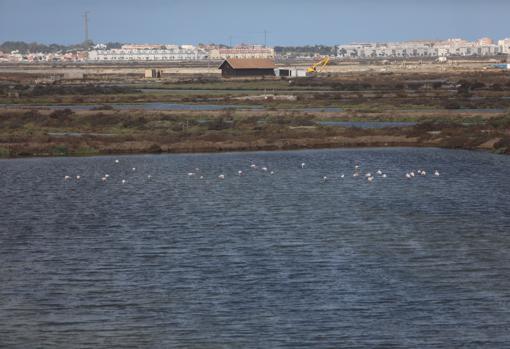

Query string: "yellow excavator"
[[306, 56, 330, 76]]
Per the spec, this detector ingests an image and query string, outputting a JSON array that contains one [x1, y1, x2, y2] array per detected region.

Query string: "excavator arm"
[[307, 56, 330, 73]]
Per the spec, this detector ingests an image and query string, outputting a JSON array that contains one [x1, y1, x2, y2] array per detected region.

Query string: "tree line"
[[0, 41, 123, 53]]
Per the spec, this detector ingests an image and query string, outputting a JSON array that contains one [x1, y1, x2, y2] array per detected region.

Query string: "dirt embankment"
[[0, 68, 509, 157], [0, 108, 508, 158]]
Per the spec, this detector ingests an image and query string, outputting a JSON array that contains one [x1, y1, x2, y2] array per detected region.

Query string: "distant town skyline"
[[1, 0, 509, 46]]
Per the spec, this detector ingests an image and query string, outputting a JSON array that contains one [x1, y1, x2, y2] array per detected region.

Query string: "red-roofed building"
[[218, 58, 275, 78]]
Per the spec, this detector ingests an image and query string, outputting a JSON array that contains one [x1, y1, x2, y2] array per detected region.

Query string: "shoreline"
[[0, 140, 506, 159], [2, 68, 509, 159], [1, 107, 509, 158]]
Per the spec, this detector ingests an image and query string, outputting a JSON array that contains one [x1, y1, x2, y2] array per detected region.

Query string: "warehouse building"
[[218, 58, 276, 78], [274, 67, 307, 77]]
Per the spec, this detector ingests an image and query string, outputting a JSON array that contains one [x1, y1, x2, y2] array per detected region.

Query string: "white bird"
[[199, 176, 204, 179], [76, 175, 80, 180], [115, 159, 119, 163], [187, 172, 195, 176], [410, 171, 415, 177], [434, 170, 440, 176], [101, 177, 107, 181], [132, 167, 136, 171], [238, 170, 243, 176], [417, 170, 422, 175], [301, 162, 306, 168], [353, 172, 360, 177], [368, 176, 374, 182], [218, 174, 225, 179], [121, 179, 126, 184], [323, 176, 328, 181], [147, 175, 151, 179], [355, 164, 360, 169], [64, 175, 70, 180], [365, 173, 372, 177], [261, 167, 268, 172], [340, 174, 345, 178], [405, 173, 411, 179], [382, 174, 387, 178], [105, 174, 110, 178], [250, 164, 257, 169], [270, 171, 274, 175], [376, 170, 382, 175], [421, 171, 427, 176]]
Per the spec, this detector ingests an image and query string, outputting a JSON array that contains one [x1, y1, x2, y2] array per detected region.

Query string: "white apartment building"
[[498, 38, 510, 54], [337, 38, 505, 59], [88, 45, 208, 61], [208, 45, 274, 60], [337, 41, 437, 59]]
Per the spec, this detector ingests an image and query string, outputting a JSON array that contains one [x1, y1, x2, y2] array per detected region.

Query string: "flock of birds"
[[63, 159, 441, 184]]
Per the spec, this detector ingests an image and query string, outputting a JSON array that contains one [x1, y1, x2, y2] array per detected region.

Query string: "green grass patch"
[[0, 146, 10, 158]]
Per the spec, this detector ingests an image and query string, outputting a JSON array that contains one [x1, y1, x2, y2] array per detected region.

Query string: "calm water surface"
[[1, 148, 510, 348]]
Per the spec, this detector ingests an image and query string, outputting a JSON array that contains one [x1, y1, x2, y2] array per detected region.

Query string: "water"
[[1, 148, 510, 348]]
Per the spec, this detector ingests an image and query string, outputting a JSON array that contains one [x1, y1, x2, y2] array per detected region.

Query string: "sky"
[[0, 0, 509, 46]]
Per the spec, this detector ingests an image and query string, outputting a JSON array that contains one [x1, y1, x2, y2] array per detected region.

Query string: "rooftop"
[[220, 58, 275, 69]]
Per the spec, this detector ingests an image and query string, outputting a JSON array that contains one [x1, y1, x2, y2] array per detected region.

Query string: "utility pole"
[[264, 30, 267, 47], [83, 11, 89, 44], [228, 35, 233, 48]]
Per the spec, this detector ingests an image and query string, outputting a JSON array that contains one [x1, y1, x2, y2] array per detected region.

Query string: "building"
[[498, 38, 510, 54], [88, 44, 208, 61], [145, 68, 163, 78], [477, 37, 494, 46], [274, 67, 307, 77], [218, 58, 276, 78], [337, 41, 437, 59], [209, 45, 274, 60], [337, 37, 503, 59], [121, 44, 164, 50]]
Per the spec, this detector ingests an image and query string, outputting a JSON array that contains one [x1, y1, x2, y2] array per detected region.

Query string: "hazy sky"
[[0, 0, 508, 45]]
